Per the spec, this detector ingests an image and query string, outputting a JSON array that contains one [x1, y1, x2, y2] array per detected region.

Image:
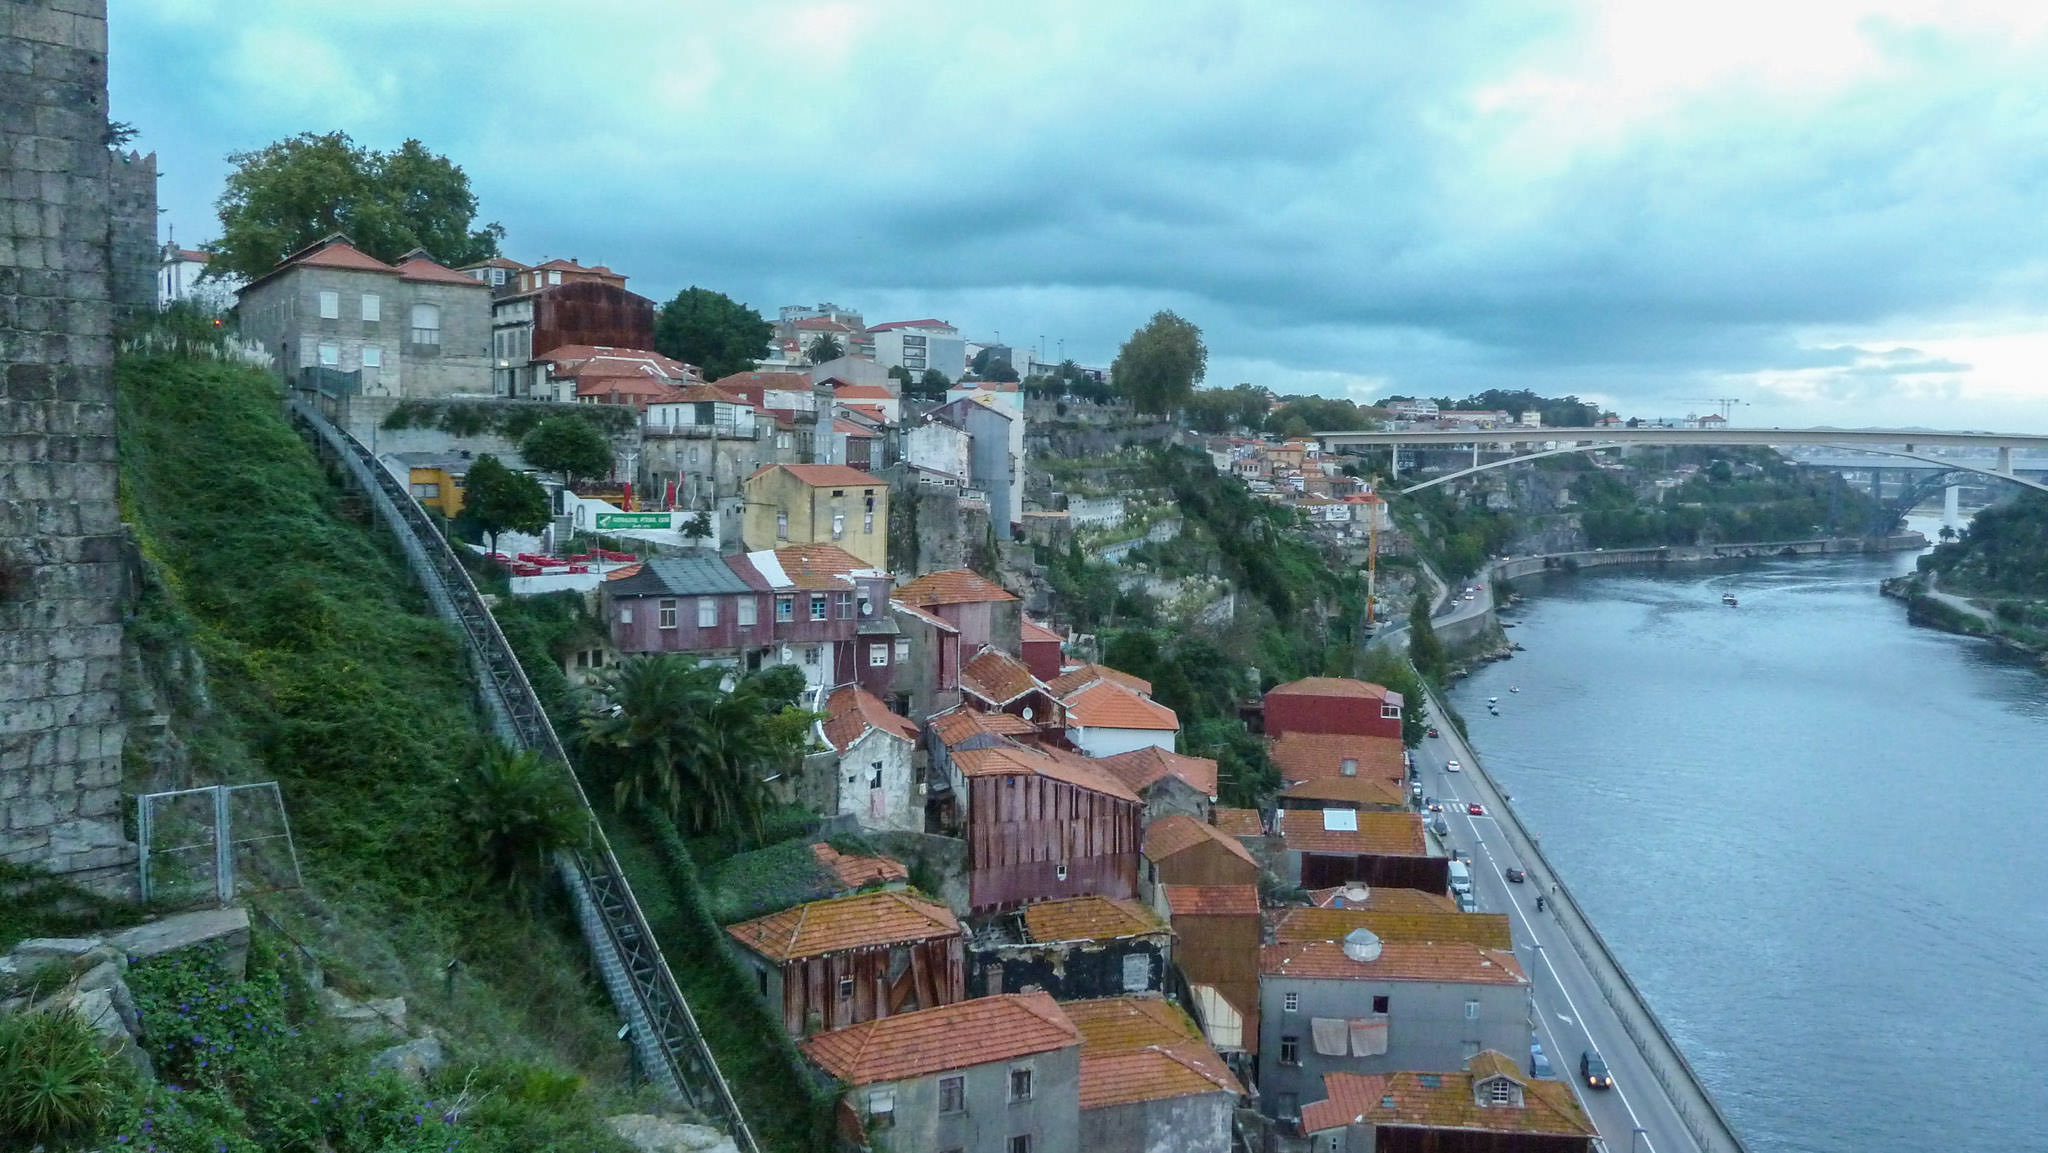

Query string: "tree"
[[1183, 384, 1271, 433], [1407, 591, 1448, 682], [1111, 311, 1207, 414], [806, 333, 844, 363], [888, 364, 915, 392], [654, 286, 773, 381], [919, 368, 952, 395], [455, 742, 583, 908], [520, 416, 614, 494], [983, 360, 1021, 383], [207, 131, 503, 281], [461, 453, 549, 557]]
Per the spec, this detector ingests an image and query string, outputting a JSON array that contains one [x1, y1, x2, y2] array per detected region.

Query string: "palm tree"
[[807, 334, 844, 363], [457, 742, 585, 907]]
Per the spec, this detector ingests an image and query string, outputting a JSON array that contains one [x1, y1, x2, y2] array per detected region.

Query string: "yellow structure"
[[742, 464, 890, 569], [393, 452, 476, 518]]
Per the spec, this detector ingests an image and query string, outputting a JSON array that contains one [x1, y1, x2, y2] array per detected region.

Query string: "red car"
[[1467, 802, 1487, 816]]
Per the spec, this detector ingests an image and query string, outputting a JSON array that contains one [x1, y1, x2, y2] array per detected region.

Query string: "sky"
[[111, 0, 2048, 431]]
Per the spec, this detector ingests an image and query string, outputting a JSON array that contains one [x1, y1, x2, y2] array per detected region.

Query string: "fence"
[[136, 782, 303, 907], [286, 394, 758, 1153]]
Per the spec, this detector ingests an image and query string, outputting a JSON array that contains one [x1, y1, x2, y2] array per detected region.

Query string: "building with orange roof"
[[1274, 906, 1513, 952], [1141, 814, 1261, 904], [961, 646, 1064, 728], [1307, 884, 1458, 913], [1212, 807, 1265, 838], [1159, 884, 1263, 1059], [1277, 809, 1445, 893], [1045, 663, 1154, 699], [956, 742, 1143, 912], [1300, 1052, 1597, 1151], [741, 463, 890, 568], [235, 233, 492, 401], [1257, 930, 1531, 1124], [895, 568, 1023, 656], [930, 390, 1023, 529], [1093, 745, 1217, 824], [800, 686, 923, 833], [1063, 677, 1180, 760], [1020, 618, 1065, 682], [967, 895, 1173, 1002], [1269, 731, 1408, 800], [800, 991, 1082, 1153], [832, 380, 900, 423], [538, 344, 700, 408], [1063, 997, 1241, 1153], [725, 888, 966, 1037], [1263, 677, 1405, 740], [811, 842, 909, 891]]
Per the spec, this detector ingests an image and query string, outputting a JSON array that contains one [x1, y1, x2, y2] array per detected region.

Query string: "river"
[[1447, 526, 2048, 1153]]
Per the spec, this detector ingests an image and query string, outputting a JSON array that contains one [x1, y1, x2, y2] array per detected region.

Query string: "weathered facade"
[[491, 277, 656, 397], [967, 895, 1173, 1001], [811, 686, 922, 833], [1140, 815, 1262, 902], [1301, 1052, 1598, 1153], [1161, 885, 1263, 1057], [1264, 677, 1404, 741], [960, 744, 1143, 912], [741, 463, 890, 569], [725, 889, 966, 1037], [1066, 998, 1242, 1153], [1279, 810, 1448, 894]]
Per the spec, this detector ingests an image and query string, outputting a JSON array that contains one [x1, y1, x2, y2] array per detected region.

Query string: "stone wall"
[[0, 0, 137, 891]]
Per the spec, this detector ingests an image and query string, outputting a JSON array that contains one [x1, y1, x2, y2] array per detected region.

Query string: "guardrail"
[[287, 396, 758, 1153]]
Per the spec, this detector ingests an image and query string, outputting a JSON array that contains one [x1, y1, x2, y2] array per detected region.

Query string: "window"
[[619, 607, 633, 624], [658, 600, 678, 629], [804, 645, 821, 667], [775, 596, 794, 623], [1279, 1036, 1300, 1066], [360, 293, 380, 322], [835, 592, 854, 619], [697, 598, 717, 627], [737, 598, 757, 627], [1340, 757, 1358, 777], [1008, 1067, 1032, 1102], [317, 343, 339, 366], [810, 594, 828, 621], [361, 345, 382, 368], [1489, 1079, 1513, 1105], [489, 267, 506, 286], [1372, 995, 1389, 1014], [756, 968, 768, 997], [410, 482, 440, 499], [775, 511, 789, 540], [1464, 999, 1479, 1021], [1008, 1138, 1030, 1153], [1055, 863, 1068, 881], [1120, 952, 1148, 992], [869, 644, 889, 667], [1382, 703, 1401, 720], [838, 975, 853, 999], [832, 511, 845, 539], [894, 639, 910, 662], [548, 269, 562, 285], [1275, 1093, 1298, 1120], [318, 290, 339, 319], [1284, 992, 1299, 1013], [864, 511, 874, 534], [938, 1075, 965, 1114], [409, 302, 442, 345], [868, 764, 883, 789], [866, 1089, 893, 1127]]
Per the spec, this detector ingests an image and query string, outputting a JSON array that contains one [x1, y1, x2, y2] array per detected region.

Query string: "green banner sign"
[[592, 512, 673, 530]]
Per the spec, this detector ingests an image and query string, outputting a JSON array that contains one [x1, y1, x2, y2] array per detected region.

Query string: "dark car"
[[1581, 1050, 1612, 1089], [1504, 867, 1526, 883], [1427, 726, 1440, 738]]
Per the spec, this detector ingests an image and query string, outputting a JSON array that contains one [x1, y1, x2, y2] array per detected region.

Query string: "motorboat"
[[1722, 593, 1739, 607], [1488, 696, 1499, 705], [1509, 686, 1520, 694]]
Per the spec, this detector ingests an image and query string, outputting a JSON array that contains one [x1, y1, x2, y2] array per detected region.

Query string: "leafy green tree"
[[1407, 590, 1448, 682], [461, 453, 549, 557], [1111, 311, 1207, 414], [1183, 384, 1271, 433], [519, 417, 614, 494], [207, 131, 503, 280], [984, 360, 1021, 383], [920, 368, 952, 393], [888, 365, 914, 391], [456, 742, 584, 907], [806, 333, 844, 363], [654, 287, 773, 380], [1359, 649, 1430, 747]]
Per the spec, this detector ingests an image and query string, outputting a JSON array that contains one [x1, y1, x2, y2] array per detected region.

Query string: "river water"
[[1447, 530, 2048, 1153]]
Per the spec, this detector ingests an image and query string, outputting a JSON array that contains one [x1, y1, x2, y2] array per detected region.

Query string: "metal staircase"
[[287, 396, 757, 1153]]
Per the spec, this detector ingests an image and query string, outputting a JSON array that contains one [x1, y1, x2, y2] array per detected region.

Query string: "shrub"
[[0, 1010, 122, 1144]]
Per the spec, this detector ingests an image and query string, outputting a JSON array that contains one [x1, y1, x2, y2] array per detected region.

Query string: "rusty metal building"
[[959, 744, 1143, 912]]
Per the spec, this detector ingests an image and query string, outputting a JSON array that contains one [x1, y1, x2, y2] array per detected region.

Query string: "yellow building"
[[742, 464, 890, 569], [392, 451, 477, 518]]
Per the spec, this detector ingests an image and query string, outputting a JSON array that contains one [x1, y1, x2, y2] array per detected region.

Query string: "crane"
[[1681, 397, 1746, 420]]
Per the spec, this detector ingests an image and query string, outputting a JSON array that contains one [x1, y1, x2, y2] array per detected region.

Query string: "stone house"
[[1063, 998, 1241, 1153], [1257, 930, 1532, 1125], [742, 464, 890, 569], [800, 992, 1083, 1153], [811, 686, 922, 833], [235, 234, 492, 399], [725, 888, 966, 1037], [967, 895, 1173, 1001], [1095, 746, 1217, 824], [1300, 1052, 1597, 1153]]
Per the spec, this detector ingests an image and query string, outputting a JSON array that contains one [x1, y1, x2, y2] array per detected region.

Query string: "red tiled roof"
[[961, 647, 1046, 708], [833, 383, 895, 399], [1212, 808, 1265, 837], [891, 599, 959, 634], [1260, 940, 1528, 985], [1047, 664, 1153, 698], [667, 384, 751, 406], [1022, 895, 1166, 943], [1307, 885, 1459, 913], [726, 890, 959, 961], [169, 248, 210, 263], [895, 569, 1018, 606], [1267, 677, 1399, 703], [1278, 809, 1428, 857], [928, 708, 1037, 748], [1065, 680, 1178, 732], [811, 843, 909, 890], [773, 543, 875, 580], [867, 318, 952, 332], [1163, 884, 1260, 917], [1269, 732, 1407, 786], [395, 256, 486, 286], [822, 686, 919, 753], [1021, 619, 1063, 645], [1280, 776, 1409, 807], [801, 992, 1078, 1085], [1064, 998, 1241, 1108], [841, 402, 887, 423], [833, 419, 875, 436], [746, 463, 879, 488], [1301, 1059, 1596, 1138], [794, 317, 854, 331], [1095, 746, 1218, 799], [952, 745, 1140, 803], [291, 239, 396, 273], [1142, 814, 1258, 868]]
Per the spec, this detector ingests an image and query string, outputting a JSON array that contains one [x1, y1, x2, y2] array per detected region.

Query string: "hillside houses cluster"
[[1204, 437, 1394, 546]]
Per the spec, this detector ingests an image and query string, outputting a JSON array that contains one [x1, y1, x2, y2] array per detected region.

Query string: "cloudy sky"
[[112, 1, 2048, 429]]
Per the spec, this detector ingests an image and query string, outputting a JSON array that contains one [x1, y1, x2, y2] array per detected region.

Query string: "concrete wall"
[[0, 0, 138, 891], [1082, 1091, 1236, 1153], [831, 728, 920, 834], [852, 1043, 1082, 1153]]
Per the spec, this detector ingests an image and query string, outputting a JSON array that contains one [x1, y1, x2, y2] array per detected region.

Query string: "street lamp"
[[1632, 1125, 1648, 1152]]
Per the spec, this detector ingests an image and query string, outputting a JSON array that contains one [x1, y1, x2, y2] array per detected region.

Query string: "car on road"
[[1429, 817, 1449, 837], [1504, 867, 1526, 883], [1427, 726, 1440, 738], [1445, 759, 1461, 772], [1426, 798, 1443, 812], [1466, 802, 1487, 816], [1581, 1050, 1611, 1089], [1530, 1041, 1554, 1079]]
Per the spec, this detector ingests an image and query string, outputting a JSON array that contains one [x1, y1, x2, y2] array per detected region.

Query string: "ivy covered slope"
[[113, 353, 638, 1150]]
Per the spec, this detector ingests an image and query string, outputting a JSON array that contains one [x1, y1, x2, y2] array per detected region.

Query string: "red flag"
[[622, 482, 633, 511]]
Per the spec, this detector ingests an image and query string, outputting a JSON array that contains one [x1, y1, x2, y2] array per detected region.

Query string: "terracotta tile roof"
[[1279, 776, 1408, 807], [891, 599, 958, 633], [1267, 677, 1398, 703], [1260, 940, 1528, 986], [1047, 663, 1153, 698], [842, 402, 887, 423], [801, 992, 1078, 1086], [1063, 996, 1199, 1050], [726, 890, 960, 962], [1163, 885, 1260, 917], [833, 383, 895, 399], [1021, 618, 1064, 645], [1022, 895, 1166, 943], [1307, 886, 1459, 913], [1212, 808, 1265, 837], [1095, 746, 1218, 799], [772, 543, 876, 581], [290, 238, 396, 273], [868, 318, 953, 332], [668, 384, 751, 406], [928, 708, 1037, 749], [811, 843, 909, 890], [1269, 732, 1408, 786], [1142, 814, 1258, 868], [961, 647, 1046, 708], [794, 317, 854, 331], [1063, 998, 1242, 1108], [1279, 809, 1429, 857], [395, 256, 486, 286], [1064, 680, 1178, 732], [953, 745, 1140, 803], [896, 569, 1019, 606], [1301, 1059, 1596, 1138], [822, 686, 920, 752], [747, 463, 880, 488], [1275, 908, 1513, 951], [712, 370, 815, 394], [832, 419, 874, 436]]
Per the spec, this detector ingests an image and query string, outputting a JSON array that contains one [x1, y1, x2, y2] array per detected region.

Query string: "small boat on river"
[[1722, 593, 1739, 607]]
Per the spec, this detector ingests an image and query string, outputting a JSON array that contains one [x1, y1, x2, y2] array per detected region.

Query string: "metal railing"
[[287, 395, 758, 1153]]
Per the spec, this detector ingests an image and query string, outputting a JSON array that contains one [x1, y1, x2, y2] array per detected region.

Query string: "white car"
[[1446, 759, 1461, 772]]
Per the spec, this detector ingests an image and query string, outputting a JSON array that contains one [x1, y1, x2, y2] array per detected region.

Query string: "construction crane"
[[1682, 397, 1747, 420]]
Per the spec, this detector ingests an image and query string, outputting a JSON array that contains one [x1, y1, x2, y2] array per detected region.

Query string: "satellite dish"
[[859, 597, 873, 616], [1022, 706, 1035, 721]]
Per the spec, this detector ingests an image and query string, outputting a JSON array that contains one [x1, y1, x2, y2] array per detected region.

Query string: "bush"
[[0, 1010, 122, 1144]]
